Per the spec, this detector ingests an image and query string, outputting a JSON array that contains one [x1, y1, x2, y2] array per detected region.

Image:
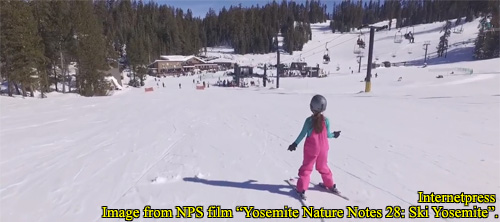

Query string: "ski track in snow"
[[1, 19, 500, 222]]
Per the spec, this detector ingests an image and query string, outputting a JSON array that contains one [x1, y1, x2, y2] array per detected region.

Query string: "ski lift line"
[[292, 35, 359, 63], [374, 33, 474, 59], [395, 37, 475, 65], [279, 33, 349, 64], [285, 34, 345, 61], [281, 35, 360, 63]]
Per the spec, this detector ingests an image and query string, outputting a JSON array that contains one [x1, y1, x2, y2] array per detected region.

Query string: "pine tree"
[[474, 0, 499, 60], [128, 30, 148, 86], [481, 0, 499, 58], [473, 26, 487, 59], [31, 1, 73, 93], [72, 0, 109, 96], [0, 0, 46, 97], [437, 21, 452, 58], [94, 0, 120, 68]]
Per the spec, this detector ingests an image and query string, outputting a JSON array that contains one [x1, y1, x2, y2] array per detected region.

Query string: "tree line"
[[1, 0, 113, 97], [1, 0, 498, 98], [329, 0, 498, 60], [0, 0, 326, 97], [330, 0, 490, 32]]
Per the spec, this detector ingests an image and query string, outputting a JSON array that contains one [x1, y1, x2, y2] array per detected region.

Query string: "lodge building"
[[148, 55, 220, 76]]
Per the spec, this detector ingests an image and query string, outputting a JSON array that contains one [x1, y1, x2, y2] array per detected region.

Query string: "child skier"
[[288, 94, 341, 199]]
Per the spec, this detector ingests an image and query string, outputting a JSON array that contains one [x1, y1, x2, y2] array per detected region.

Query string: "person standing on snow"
[[288, 94, 341, 200]]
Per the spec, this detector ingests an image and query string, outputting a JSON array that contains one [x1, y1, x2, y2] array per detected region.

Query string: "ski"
[[286, 179, 328, 222], [314, 182, 350, 201], [284, 178, 309, 207], [290, 177, 350, 201]]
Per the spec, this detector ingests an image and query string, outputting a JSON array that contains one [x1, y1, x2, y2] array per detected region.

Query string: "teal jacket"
[[294, 116, 335, 145]]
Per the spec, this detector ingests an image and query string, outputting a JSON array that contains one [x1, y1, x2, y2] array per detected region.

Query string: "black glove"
[[333, 131, 341, 138], [288, 142, 297, 151]]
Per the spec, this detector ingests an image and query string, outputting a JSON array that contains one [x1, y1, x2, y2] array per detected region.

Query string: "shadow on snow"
[[183, 177, 302, 199], [405, 46, 475, 67]]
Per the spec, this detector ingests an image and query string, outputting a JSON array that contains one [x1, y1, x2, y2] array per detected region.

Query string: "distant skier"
[[287, 95, 341, 200], [162, 82, 165, 87], [179, 83, 182, 89]]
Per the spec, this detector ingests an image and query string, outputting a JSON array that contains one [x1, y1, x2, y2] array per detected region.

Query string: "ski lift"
[[323, 43, 330, 64], [485, 16, 492, 29], [323, 52, 330, 64], [483, 16, 496, 31], [356, 31, 366, 49], [475, 15, 500, 35], [354, 31, 366, 54], [403, 26, 415, 43], [353, 44, 362, 54], [478, 15, 494, 31], [404, 26, 414, 36], [394, 30, 403, 43]]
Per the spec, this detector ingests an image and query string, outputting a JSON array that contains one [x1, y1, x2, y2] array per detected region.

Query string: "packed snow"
[[1, 18, 499, 222]]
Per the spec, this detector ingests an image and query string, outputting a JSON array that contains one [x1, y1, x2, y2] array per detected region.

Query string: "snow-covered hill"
[[1, 18, 499, 222], [206, 18, 485, 75]]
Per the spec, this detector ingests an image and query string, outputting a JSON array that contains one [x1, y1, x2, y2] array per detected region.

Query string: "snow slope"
[[1, 19, 499, 222], [208, 18, 484, 74]]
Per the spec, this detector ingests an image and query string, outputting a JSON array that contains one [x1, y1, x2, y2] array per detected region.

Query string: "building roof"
[[194, 63, 218, 66], [159, 55, 207, 63], [210, 57, 234, 63]]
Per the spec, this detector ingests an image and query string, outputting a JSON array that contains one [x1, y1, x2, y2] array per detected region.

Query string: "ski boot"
[[319, 183, 340, 194], [296, 190, 307, 200], [329, 184, 340, 194]]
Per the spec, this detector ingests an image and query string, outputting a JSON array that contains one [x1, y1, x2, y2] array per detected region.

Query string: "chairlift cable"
[[281, 34, 360, 63]]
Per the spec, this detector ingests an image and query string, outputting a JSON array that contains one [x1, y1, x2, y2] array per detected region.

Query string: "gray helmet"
[[310, 94, 327, 113]]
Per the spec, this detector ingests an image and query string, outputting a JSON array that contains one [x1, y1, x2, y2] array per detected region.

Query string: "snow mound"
[[194, 172, 206, 179], [151, 174, 181, 184], [150, 176, 168, 184], [105, 76, 123, 90]]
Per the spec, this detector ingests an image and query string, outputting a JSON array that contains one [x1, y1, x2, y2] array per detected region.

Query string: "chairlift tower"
[[357, 52, 364, 73], [364, 25, 383, 92], [423, 41, 431, 63], [275, 29, 283, 88]]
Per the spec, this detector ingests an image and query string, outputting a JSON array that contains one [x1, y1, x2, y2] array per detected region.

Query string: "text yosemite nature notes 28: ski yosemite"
[[100, 192, 497, 221]]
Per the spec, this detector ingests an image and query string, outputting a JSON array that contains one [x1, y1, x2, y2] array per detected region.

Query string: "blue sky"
[[155, 0, 341, 18]]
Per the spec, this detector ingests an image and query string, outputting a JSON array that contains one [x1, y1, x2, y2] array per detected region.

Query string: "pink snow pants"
[[296, 124, 334, 192]]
